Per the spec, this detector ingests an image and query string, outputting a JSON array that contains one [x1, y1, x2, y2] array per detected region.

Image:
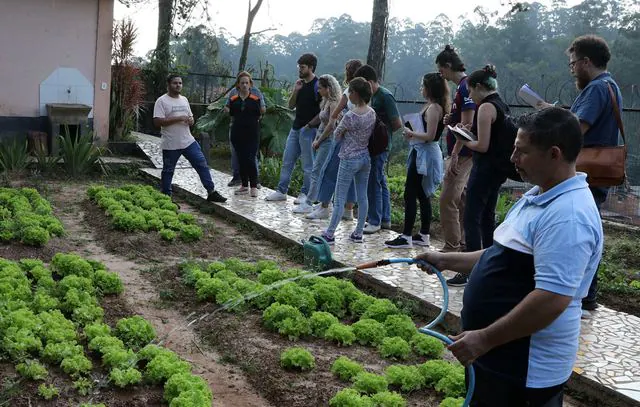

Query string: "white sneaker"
[[294, 193, 307, 205], [412, 233, 431, 247], [306, 206, 330, 219], [292, 202, 313, 214], [265, 191, 287, 201], [342, 209, 354, 221], [234, 186, 249, 195], [363, 223, 381, 234]]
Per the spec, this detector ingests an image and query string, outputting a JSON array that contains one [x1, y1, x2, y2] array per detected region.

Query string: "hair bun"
[[444, 44, 455, 52], [483, 64, 497, 78]]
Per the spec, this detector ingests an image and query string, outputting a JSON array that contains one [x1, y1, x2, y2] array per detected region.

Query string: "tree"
[[238, 0, 266, 72], [367, 0, 389, 80]]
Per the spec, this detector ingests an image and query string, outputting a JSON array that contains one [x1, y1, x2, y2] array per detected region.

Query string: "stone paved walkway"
[[135, 133, 640, 405]]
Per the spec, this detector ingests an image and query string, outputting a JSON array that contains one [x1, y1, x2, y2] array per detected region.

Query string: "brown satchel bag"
[[575, 82, 626, 187]]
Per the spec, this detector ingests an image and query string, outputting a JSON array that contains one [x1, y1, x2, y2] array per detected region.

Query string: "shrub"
[[411, 333, 445, 358], [115, 315, 157, 349], [329, 388, 373, 407], [371, 391, 407, 407], [378, 337, 411, 360], [309, 311, 339, 337], [280, 347, 315, 371], [324, 323, 356, 346], [37, 383, 59, 400], [109, 367, 143, 387], [352, 318, 387, 346], [16, 359, 48, 380], [362, 299, 400, 323], [274, 282, 317, 315], [352, 371, 388, 394], [330, 356, 364, 381], [383, 315, 417, 341], [384, 365, 425, 392], [164, 372, 213, 404]]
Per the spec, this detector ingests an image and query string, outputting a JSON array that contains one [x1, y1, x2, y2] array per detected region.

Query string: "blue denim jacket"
[[408, 142, 443, 197]]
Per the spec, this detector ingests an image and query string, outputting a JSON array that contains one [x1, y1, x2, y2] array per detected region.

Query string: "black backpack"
[[488, 101, 522, 182], [368, 115, 389, 157]]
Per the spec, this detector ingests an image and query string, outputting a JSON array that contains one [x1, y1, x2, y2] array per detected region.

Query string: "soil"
[[0, 178, 586, 407]]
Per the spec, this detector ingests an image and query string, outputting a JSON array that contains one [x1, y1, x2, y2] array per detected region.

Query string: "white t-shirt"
[[343, 87, 355, 111], [153, 94, 196, 150]]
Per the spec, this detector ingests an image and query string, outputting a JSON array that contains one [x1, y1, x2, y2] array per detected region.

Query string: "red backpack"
[[368, 114, 389, 156]]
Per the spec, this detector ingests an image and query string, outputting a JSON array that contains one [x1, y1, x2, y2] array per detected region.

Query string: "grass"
[[598, 231, 640, 295]]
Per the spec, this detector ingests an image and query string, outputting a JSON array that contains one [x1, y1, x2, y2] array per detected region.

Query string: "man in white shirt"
[[153, 75, 226, 203]]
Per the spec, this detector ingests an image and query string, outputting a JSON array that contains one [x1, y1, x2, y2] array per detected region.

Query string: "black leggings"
[[403, 150, 432, 236], [231, 130, 259, 188]]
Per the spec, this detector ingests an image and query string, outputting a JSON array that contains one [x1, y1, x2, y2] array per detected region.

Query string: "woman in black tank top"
[[457, 65, 510, 253]]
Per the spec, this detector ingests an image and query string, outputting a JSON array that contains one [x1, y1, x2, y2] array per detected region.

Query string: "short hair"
[[166, 74, 182, 84], [353, 65, 378, 83], [516, 107, 583, 163], [566, 35, 611, 69], [435, 45, 466, 72], [235, 70, 253, 87], [348, 77, 372, 104], [345, 59, 364, 84], [297, 53, 318, 72], [468, 65, 498, 91]]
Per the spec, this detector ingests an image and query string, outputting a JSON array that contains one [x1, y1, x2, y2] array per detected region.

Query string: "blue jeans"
[[307, 137, 332, 203], [277, 127, 315, 195], [326, 154, 371, 236], [230, 130, 259, 179], [162, 141, 215, 196], [318, 138, 356, 203], [583, 187, 608, 307], [367, 151, 391, 226]]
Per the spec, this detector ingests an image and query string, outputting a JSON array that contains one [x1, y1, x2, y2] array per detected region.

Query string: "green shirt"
[[370, 85, 400, 141]]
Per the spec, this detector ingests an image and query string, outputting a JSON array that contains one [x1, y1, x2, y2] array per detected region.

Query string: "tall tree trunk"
[[238, 0, 264, 72], [367, 0, 389, 81], [155, 0, 173, 95]]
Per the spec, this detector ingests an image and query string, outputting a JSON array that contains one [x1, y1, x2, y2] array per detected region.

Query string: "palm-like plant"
[[0, 138, 29, 173], [59, 127, 108, 176]]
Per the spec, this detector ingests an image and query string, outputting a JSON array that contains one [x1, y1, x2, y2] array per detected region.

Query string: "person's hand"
[[294, 79, 304, 92], [312, 139, 320, 150], [414, 251, 446, 274], [447, 155, 459, 177], [443, 113, 452, 125], [187, 116, 195, 126], [447, 329, 493, 366], [402, 127, 412, 141], [536, 101, 553, 110], [456, 122, 472, 130]]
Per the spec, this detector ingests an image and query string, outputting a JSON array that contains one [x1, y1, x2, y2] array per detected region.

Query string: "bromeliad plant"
[[0, 187, 65, 246], [87, 184, 204, 242]]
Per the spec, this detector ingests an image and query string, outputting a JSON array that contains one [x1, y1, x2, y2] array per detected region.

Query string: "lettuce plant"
[[309, 311, 339, 337], [361, 299, 400, 323], [273, 282, 317, 315], [378, 337, 411, 360], [439, 397, 465, 407], [164, 372, 213, 404], [115, 316, 156, 349], [330, 356, 364, 381], [383, 315, 417, 341], [280, 347, 315, 371], [384, 365, 425, 392], [435, 368, 466, 398], [329, 388, 373, 407], [417, 360, 459, 386], [109, 367, 143, 387], [352, 371, 389, 394], [16, 359, 48, 380], [410, 333, 445, 358], [37, 383, 60, 400], [323, 323, 356, 346], [371, 391, 407, 407], [352, 318, 387, 346]]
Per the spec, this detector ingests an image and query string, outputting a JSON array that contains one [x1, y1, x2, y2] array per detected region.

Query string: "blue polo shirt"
[[461, 173, 603, 388], [570, 72, 622, 147]]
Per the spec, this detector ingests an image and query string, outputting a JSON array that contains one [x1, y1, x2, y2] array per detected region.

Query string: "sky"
[[115, 0, 583, 57]]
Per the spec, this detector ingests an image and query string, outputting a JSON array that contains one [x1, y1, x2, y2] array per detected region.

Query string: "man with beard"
[[538, 35, 622, 312], [265, 53, 321, 210]]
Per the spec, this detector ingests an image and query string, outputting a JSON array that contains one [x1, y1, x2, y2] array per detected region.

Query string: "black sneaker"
[[446, 273, 468, 287], [412, 234, 430, 247], [582, 301, 598, 311], [320, 232, 335, 245], [385, 235, 412, 249], [349, 232, 364, 243], [207, 190, 227, 203], [227, 178, 241, 187]]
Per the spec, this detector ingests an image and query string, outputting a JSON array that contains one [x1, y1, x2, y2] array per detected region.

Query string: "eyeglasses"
[[568, 58, 586, 68]]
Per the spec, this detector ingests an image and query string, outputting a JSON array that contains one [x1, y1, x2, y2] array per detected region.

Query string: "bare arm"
[[579, 121, 590, 135], [415, 249, 486, 275], [305, 114, 321, 128], [153, 116, 187, 128], [288, 79, 303, 109], [463, 103, 496, 153]]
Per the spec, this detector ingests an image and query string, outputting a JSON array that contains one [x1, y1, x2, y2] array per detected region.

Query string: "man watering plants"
[[417, 107, 603, 407]]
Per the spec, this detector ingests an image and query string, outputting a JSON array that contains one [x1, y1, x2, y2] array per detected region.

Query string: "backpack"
[[491, 109, 522, 182], [368, 115, 389, 156]]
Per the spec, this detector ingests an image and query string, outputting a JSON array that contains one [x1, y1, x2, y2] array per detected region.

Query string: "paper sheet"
[[403, 112, 425, 133], [519, 84, 545, 107]]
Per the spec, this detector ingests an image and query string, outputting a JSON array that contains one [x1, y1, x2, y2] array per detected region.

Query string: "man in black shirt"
[[265, 53, 321, 209]]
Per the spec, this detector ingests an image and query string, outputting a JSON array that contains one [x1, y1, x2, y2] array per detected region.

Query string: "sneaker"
[[294, 193, 307, 205], [385, 235, 412, 249], [342, 209, 354, 221], [446, 273, 468, 287], [412, 233, 431, 247], [363, 223, 381, 234], [349, 232, 364, 243], [581, 301, 598, 311], [320, 232, 335, 245], [292, 202, 313, 214], [227, 178, 241, 187], [250, 188, 258, 197], [256, 183, 262, 189], [581, 310, 594, 320], [306, 206, 330, 220], [234, 186, 249, 195], [381, 221, 392, 229], [265, 191, 287, 201], [207, 190, 227, 203]]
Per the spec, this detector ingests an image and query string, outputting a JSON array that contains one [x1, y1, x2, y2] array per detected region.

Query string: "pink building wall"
[[0, 0, 114, 142]]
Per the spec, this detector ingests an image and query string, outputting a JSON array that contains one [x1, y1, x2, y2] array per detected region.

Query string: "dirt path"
[[50, 184, 274, 407]]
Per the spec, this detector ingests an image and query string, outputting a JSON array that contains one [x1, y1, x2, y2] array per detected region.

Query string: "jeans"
[[231, 130, 259, 188], [161, 141, 214, 196], [277, 127, 315, 195], [230, 131, 260, 179], [583, 186, 608, 307], [326, 154, 371, 236], [439, 155, 474, 250], [463, 160, 507, 252], [403, 150, 432, 236], [317, 138, 356, 204], [367, 151, 391, 226], [307, 137, 332, 203]]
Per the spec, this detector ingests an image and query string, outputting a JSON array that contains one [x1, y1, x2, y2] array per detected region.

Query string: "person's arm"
[[572, 84, 606, 137], [406, 105, 442, 142], [305, 114, 321, 128], [152, 99, 187, 128], [288, 79, 303, 109], [463, 103, 496, 152], [579, 121, 591, 135], [415, 249, 485, 276], [385, 94, 403, 132], [333, 113, 349, 141]]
